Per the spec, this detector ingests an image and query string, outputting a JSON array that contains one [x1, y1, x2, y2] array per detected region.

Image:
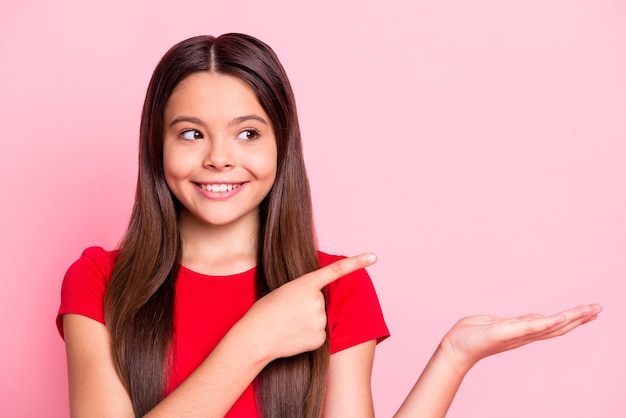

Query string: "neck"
[[177, 209, 259, 276]]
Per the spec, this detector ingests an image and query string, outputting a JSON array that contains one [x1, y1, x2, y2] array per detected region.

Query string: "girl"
[[57, 33, 601, 418]]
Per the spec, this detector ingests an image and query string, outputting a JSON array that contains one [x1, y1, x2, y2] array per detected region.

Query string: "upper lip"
[[195, 181, 245, 185]]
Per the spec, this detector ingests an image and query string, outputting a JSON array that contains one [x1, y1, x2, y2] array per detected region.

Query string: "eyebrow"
[[168, 114, 269, 128], [229, 114, 269, 127], [169, 116, 206, 127]]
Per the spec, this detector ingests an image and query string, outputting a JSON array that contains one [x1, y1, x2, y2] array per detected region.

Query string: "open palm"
[[440, 304, 602, 369]]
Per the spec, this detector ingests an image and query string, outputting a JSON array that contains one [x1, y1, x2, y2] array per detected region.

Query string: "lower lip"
[[195, 183, 246, 200]]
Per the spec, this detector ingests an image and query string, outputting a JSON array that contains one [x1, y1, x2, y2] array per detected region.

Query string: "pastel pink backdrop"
[[1, 1, 624, 417]]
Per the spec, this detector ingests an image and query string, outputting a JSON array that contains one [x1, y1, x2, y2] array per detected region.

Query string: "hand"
[[236, 253, 377, 362], [439, 304, 602, 370]]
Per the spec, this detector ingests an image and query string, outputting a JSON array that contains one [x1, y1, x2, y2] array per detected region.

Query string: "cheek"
[[163, 143, 196, 178], [162, 168, 180, 201], [162, 157, 189, 206], [255, 157, 277, 186], [162, 154, 179, 188], [162, 146, 193, 193], [252, 143, 278, 180]]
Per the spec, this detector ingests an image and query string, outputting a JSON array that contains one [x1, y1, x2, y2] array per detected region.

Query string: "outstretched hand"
[[237, 253, 377, 362], [392, 306, 602, 418], [439, 304, 603, 369]]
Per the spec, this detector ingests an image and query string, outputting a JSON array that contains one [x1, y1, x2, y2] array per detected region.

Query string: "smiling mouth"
[[198, 183, 243, 192]]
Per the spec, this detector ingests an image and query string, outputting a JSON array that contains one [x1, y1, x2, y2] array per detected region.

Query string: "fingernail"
[[366, 253, 377, 263]]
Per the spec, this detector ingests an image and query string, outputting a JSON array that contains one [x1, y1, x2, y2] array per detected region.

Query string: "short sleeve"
[[56, 247, 116, 339], [321, 252, 390, 354]]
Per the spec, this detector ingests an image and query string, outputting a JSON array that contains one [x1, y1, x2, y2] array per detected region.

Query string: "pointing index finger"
[[308, 253, 377, 289]]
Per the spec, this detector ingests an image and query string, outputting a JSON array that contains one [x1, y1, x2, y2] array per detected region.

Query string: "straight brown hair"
[[104, 34, 326, 417]]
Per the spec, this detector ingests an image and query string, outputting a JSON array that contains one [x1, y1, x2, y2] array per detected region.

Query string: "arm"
[[323, 340, 377, 418], [64, 253, 378, 417], [393, 304, 602, 418], [391, 343, 467, 418], [64, 313, 269, 418], [64, 314, 134, 418]]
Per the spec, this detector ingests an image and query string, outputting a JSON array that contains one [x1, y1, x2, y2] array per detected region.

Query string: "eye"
[[180, 129, 203, 141], [237, 129, 260, 141]]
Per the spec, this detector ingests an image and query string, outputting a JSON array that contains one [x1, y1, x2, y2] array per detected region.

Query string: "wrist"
[[436, 335, 478, 375], [223, 317, 273, 369]]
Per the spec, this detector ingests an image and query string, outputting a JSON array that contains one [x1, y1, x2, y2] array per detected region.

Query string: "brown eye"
[[237, 129, 259, 141], [181, 129, 203, 140]]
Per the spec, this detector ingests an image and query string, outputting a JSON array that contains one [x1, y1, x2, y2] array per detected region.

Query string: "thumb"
[[306, 253, 377, 289]]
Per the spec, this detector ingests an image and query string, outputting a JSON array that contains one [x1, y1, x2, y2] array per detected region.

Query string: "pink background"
[[1, 0, 624, 416]]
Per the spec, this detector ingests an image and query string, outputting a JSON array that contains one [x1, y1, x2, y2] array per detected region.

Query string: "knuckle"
[[330, 262, 344, 277], [317, 313, 328, 329], [312, 330, 327, 349], [331, 258, 353, 277]]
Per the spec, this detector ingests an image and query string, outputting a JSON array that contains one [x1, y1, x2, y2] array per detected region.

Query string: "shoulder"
[[57, 246, 118, 338], [317, 250, 390, 353], [62, 246, 118, 287], [62, 246, 118, 291], [68, 246, 118, 275], [317, 250, 371, 284], [62, 246, 119, 298], [317, 250, 350, 268], [316, 249, 377, 309]]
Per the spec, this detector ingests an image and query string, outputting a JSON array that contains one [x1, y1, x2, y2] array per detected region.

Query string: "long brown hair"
[[104, 34, 326, 417]]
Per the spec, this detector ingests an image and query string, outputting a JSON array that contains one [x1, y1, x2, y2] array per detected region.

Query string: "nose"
[[204, 138, 234, 170]]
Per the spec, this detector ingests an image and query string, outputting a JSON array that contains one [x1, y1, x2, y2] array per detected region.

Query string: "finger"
[[506, 314, 565, 337], [526, 304, 600, 326], [305, 253, 377, 289], [588, 303, 603, 315], [514, 305, 601, 339], [517, 314, 544, 321], [526, 316, 595, 342], [546, 304, 602, 331], [552, 304, 602, 323]]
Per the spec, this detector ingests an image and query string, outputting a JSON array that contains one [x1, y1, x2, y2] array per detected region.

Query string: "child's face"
[[162, 71, 277, 230]]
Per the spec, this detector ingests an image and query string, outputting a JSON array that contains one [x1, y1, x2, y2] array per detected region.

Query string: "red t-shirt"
[[57, 247, 389, 417]]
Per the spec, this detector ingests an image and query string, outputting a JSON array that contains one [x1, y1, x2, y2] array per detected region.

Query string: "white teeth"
[[201, 183, 239, 192]]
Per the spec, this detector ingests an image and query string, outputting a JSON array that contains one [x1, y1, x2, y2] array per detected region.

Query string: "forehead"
[[165, 72, 267, 120]]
